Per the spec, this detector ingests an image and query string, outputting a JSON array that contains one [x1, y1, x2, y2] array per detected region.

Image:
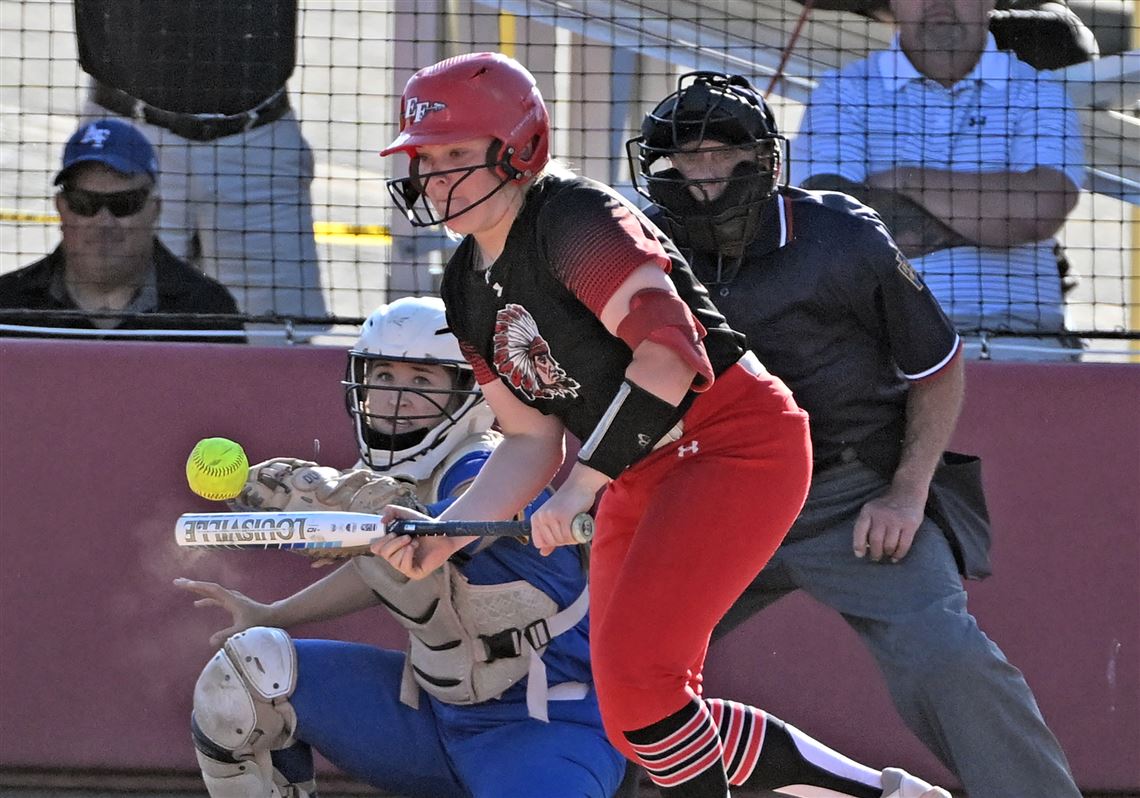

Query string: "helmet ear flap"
[[400, 160, 427, 204], [487, 140, 522, 180], [487, 137, 540, 181]]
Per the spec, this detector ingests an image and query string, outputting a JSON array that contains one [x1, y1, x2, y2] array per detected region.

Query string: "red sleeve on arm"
[[547, 192, 672, 316], [460, 341, 498, 385]]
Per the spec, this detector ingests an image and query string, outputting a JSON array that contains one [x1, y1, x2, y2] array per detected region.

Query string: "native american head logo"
[[492, 304, 580, 401]]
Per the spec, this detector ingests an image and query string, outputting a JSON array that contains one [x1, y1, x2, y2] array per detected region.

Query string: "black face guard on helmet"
[[386, 141, 525, 227], [627, 71, 787, 263]]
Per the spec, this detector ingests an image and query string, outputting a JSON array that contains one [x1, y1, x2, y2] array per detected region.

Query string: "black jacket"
[[0, 239, 245, 343]]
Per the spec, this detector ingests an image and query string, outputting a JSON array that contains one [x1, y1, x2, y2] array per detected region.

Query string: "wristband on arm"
[[577, 379, 685, 479]]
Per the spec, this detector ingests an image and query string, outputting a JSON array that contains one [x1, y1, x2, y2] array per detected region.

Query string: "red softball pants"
[[588, 356, 812, 758]]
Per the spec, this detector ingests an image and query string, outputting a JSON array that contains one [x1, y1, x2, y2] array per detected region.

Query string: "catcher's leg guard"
[[191, 627, 303, 798], [194, 747, 282, 798]]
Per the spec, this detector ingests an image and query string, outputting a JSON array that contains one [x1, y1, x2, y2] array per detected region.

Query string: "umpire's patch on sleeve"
[[895, 251, 925, 292]]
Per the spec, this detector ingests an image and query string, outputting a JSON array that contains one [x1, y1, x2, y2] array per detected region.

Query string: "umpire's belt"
[[813, 445, 860, 475], [93, 83, 290, 142]]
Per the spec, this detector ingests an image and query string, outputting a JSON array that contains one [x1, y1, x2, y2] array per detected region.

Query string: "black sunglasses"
[[60, 187, 151, 218]]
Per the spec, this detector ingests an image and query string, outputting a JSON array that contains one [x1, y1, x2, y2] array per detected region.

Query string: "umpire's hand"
[[853, 486, 927, 563]]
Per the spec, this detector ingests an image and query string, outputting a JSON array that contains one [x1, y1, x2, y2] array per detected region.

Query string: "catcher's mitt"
[[230, 457, 424, 559]]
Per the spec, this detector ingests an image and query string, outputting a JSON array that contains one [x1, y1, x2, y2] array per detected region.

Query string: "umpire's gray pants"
[[714, 460, 1080, 798]]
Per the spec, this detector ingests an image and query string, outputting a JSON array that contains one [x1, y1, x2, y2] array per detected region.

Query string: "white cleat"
[[880, 767, 952, 798]]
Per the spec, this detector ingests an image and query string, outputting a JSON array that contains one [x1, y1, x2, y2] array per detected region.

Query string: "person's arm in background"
[[865, 73, 1083, 247], [866, 165, 1078, 247], [795, 68, 969, 258], [801, 173, 974, 258]]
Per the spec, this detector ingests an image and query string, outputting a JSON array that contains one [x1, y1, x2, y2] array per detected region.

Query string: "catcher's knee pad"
[[192, 627, 299, 768]]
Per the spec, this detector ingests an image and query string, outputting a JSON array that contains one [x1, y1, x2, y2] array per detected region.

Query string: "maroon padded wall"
[[704, 361, 1140, 791], [0, 340, 1137, 792]]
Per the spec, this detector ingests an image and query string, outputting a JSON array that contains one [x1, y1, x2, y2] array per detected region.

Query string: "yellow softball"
[[186, 437, 249, 501]]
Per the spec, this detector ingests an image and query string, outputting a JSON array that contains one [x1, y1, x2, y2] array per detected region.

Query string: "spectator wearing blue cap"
[[0, 119, 244, 342], [74, 0, 327, 322]]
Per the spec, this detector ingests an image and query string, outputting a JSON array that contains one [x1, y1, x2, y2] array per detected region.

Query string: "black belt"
[[93, 83, 291, 142], [813, 446, 859, 475]]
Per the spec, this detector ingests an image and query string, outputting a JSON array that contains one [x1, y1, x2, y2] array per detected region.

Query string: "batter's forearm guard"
[[577, 379, 685, 479]]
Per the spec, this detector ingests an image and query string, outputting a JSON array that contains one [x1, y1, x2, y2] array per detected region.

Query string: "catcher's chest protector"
[[352, 556, 588, 721]]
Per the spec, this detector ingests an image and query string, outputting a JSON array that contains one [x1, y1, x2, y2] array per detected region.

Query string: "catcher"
[[174, 296, 628, 798]]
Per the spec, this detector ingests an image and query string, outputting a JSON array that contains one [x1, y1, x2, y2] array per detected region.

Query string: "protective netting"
[[0, 0, 1135, 357]]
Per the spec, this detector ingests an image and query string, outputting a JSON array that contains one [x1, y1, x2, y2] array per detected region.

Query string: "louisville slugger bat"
[[175, 510, 594, 553]]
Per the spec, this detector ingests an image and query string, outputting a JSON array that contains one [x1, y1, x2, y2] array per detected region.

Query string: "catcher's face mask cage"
[[626, 71, 787, 261], [345, 353, 484, 472], [343, 296, 495, 478]]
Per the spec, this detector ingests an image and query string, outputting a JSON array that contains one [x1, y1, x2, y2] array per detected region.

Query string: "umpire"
[[628, 71, 1080, 798]]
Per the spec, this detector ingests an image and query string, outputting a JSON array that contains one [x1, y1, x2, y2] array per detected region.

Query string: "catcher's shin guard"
[[191, 627, 303, 797], [194, 746, 283, 798], [194, 743, 315, 798]]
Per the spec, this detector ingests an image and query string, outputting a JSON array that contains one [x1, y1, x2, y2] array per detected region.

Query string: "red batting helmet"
[[381, 52, 550, 179]]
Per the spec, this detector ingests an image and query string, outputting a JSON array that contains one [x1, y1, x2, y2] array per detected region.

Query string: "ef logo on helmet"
[[404, 97, 447, 124]]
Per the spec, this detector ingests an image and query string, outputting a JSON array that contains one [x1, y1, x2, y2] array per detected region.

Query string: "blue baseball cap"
[[54, 119, 159, 185]]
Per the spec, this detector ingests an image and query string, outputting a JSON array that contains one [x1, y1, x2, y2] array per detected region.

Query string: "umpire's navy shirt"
[[653, 187, 959, 467]]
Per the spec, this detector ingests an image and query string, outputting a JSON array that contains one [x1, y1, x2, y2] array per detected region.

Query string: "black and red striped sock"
[[705, 699, 880, 797], [624, 700, 728, 797]]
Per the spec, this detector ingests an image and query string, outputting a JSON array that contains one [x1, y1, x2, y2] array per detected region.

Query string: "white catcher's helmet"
[[344, 296, 494, 481]]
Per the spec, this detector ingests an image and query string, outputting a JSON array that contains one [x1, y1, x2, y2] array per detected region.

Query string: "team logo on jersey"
[[404, 96, 447, 124], [492, 304, 580, 401], [895, 251, 925, 292]]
